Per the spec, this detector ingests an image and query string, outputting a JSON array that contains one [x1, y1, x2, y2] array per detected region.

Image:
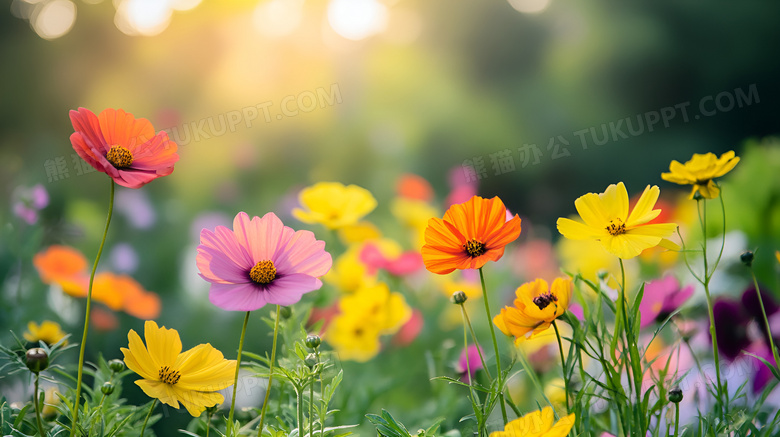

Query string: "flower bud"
[[669, 386, 683, 403], [26, 348, 49, 373], [304, 353, 318, 369], [279, 306, 292, 319], [305, 334, 321, 349], [597, 270, 609, 281], [693, 191, 705, 201], [101, 382, 115, 395], [108, 359, 125, 373], [740, 250, 754, 267], [451, 291, 468, 305]]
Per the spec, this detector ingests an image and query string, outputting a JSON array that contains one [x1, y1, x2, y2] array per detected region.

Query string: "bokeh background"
[[2, 0, 780, 434]]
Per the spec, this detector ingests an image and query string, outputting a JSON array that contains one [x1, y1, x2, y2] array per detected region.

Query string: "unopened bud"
[[101, 382, 115, 395], [304, 353, 318, 369], [451, 291, 468, 305], [279, 306, 292, 319], [693, 191, 705, 201], [26, 348, 49, 373], [740, 250, 754, 267], [597, 270, 609, 281], [305, 334, 321, 349], [669, 386, 683, 403], [108, 359, 125, 373]]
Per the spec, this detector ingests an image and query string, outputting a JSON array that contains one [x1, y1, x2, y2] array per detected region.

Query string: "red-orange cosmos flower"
[[421, 196, 522, 274], [70, 108, 179, 189]]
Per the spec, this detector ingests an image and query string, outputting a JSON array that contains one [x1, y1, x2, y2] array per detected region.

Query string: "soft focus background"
[[2, 0, 780, 434]]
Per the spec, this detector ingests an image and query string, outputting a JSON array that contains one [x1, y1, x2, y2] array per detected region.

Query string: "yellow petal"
[[121, 329, 159, 380], [144, 320, 182, 368], [626, 185, 662, 227], [556, 217, 603, 240], [574, 193, 608, 228], [599, 182, 629, 222]]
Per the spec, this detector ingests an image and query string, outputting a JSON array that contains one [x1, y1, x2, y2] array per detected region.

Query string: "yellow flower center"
[[532, 292, 558, 310], [159, 365, 181, 385], [249, 260, 277, 284], [106, 145, 134, 168], [605, 218, 626, 236], [463, 239, 486, 257]]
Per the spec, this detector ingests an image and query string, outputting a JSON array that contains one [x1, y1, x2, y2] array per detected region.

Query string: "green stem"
[[478, 267, 508, 425], [258, 305, 281, 437], [460, 306, 479, 402], [70, 180, 114, 437], [309, 377, 314, 437], [460, 303, 492, 380], [296, 386, 304, 436], [34, 373, 45, 437], [749, 268, 780, 367], [316, 349, 325, 437], [698, 198, 726, 418], [206, 409, 213, 437], [139, 399, 157, 437], [674, 402, 679, 437], [552, 320, 570, 414], [227, 311, 251, 434]]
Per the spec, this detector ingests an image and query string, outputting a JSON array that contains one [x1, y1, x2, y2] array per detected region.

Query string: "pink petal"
[[264, 274, 322, 306], [359, 243, 387, 275], [198, 226, 253, 274], [233, 212, 292, 263], [70, 108, 110, 155], [208, 282, 267, 311], [385, 252, 423, 276], [197, 246, 250, 285], [274, 229, 332, 277]]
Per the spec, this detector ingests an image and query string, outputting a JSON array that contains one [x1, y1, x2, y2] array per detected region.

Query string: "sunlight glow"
[[508, 0, 551, 14], [32, 0, 77, 40], [253, 0, 304, 38], [327, 0, 388, 41]]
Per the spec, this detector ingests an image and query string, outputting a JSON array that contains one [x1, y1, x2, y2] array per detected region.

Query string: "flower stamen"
[[159, 365, 181, 385], [605, 218, 626, 236], [463, 239, 486, 257], [532, 292, 558, 310], [106, 145, 134, 168], [249, 260, 276, 284]]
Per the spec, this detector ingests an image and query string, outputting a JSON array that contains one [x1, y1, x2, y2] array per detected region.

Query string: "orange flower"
[[493, 278, 572, 343], [33, 245, 89, 297], [421, 196, 522, 274], [92, 273, 161, 319], [70, 108, 178, 189]]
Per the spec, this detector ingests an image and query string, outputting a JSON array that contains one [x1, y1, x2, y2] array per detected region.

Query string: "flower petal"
[[144, 320, 182, 368], [626, 185, 662, 227], [97, 108, 156, 152], [208, 282, 266, 311], [264, 274, 322, 306]]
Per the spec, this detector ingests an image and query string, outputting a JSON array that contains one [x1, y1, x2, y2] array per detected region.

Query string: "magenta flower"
[[638, 275, 694, 329], [455, 344, 484, 382], [196, 212, 332, 311], [360, 243, 423, 276]]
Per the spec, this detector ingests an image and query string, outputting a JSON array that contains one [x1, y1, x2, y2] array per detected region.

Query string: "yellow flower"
[[24, 321, 68, 346], [661, 150, 740, 199], [325, 312, 382, 362], [337, 221, 383, 245], [121, 320, 237, 417], [557, 182, 677, 259], [339, 282, 411, 334], [42, 386, 61, 418], [391, 197, 439, 249], [493, 278, 572, 343], [775, 250, 780, 264], [292, 182, 377, 229], [324, 246, 376, 294], [490, 406, 575, 437], [325, 282, 412, 361]]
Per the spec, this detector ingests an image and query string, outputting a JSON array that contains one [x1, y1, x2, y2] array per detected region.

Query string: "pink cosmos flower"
[[638, 275, 694, 329], [360, 243, 423, 276], [197, 212, 332, 311], [455, 344, 484, 382], [70, 108, 179, 189]]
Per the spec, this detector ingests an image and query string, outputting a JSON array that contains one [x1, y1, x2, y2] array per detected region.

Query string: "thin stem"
[[70, 180, 114, 437], [750, 268, 780, 366], [460, 303, 492, 380], [309, 377, 314, 437], [34, 373, 45, 437], [316, 349, 325, 437], [297, 386, 304, 436], [258, 305, 281, 437], [461, 305, 479, 405], [139, 399, 157, 437], [227, 311, 251, 434], [552, 320, 570, 414], [205, 409, 213, 437], [478, 267, 508, 425], [698, 198, 726, 418], [674, 403, 680, 437]]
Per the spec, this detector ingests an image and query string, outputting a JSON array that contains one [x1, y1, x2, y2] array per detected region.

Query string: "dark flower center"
[[159, 365, 181, 385], [532, 292, 558, 310], [106, 145, 134, 168], [250, 260, 277, 284], [463, 239, 486, 257], [605, 218, 626, 236]]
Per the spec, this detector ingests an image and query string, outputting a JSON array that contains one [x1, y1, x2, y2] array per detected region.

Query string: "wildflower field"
[[2, 2, 780, 437]]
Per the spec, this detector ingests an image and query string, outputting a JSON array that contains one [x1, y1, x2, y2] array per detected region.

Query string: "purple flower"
[[638, 275, 694, 329], [713, 298, 751, 360], [11, 184, 49, 225]]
